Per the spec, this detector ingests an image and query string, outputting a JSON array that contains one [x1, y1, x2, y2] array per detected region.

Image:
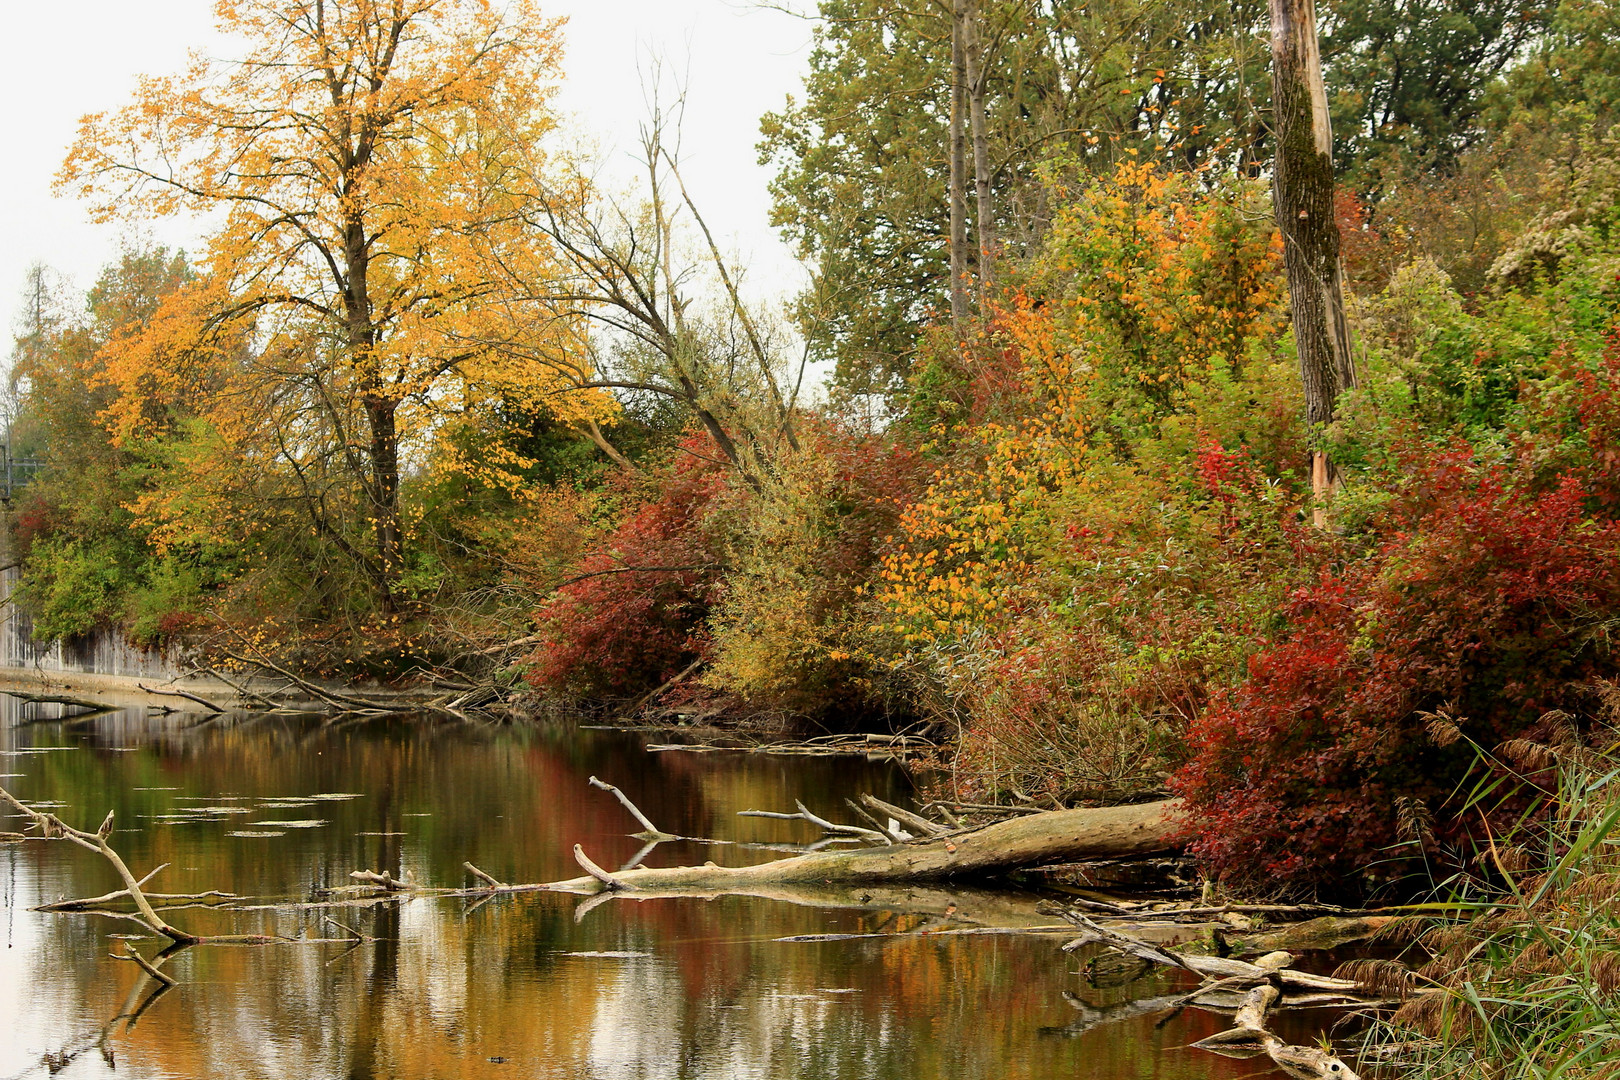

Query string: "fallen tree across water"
[[537, 797, 1183, 893]]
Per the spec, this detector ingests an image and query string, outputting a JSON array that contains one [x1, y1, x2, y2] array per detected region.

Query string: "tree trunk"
[[962, 0, 997, 299], [949, 3, 970, 326], [1269, 0, 1355, 522], [364, 394, 402, 612]]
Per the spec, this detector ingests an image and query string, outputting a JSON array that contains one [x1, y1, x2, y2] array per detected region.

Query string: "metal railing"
[[0, 448, 42, 502]]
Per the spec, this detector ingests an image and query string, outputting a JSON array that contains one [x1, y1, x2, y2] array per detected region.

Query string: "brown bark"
[[543, 799, 1181, 893], [363, 393, 402, 608], [1269, 0, 1355, 518], [962, 0, 997, 298]]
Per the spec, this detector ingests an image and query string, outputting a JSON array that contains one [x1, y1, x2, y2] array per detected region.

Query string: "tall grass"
[[1361, 738, 1620, 1077]]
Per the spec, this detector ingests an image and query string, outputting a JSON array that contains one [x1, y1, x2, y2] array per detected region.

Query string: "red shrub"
[[1174, 427, 1620, 894], [526, 433, 728, 701]]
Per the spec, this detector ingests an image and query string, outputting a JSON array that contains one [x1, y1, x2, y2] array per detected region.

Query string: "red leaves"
[[1174, 364, 1620, 893], [526, 432, 727, 700]]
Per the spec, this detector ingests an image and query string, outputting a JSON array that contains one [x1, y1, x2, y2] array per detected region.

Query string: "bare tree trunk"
[[1269, 0, 1355, 524], [962, 0, 997, 299], [949, 3, 970, 326], [363, 394, 402, 611], [583, 418, 636, 472]]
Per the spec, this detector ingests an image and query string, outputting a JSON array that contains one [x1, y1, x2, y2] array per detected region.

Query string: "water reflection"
[[1, 697, 1316, 1079]]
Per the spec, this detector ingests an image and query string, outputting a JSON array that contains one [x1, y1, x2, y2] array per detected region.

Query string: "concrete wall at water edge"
[[0, 566, 187, 680]]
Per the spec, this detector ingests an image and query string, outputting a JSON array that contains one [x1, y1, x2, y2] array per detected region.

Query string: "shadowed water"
[[0, 695, 1334, 1079]]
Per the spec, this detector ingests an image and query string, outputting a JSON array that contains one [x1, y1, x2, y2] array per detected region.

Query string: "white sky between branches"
[[0, 0, 815, 350]]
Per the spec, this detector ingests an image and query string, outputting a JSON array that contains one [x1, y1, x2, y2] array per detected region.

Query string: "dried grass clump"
[[1363, 757, 1620, 1077]]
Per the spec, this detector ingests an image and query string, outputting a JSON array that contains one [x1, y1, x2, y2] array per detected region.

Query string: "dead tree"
[[1270, 0, 1356, 521], [948, 0, 970, 323], [1, 786, 197, 944], [1062, 912, 1371, 1078], [961, 0, 997, 298]]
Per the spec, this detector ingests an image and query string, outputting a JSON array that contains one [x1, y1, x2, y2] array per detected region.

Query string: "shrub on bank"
[[525, 433, 728, 702], [1175, 328, 1620, 895]]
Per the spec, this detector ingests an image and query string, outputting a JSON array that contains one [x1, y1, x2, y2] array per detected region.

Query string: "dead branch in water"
[[463, 862, 507, 889], [573, 844, 635, 891], [738, 801, 890, 843], [37, 860, 240, 912], [112, 941, 178, 987], [348, 870, 413, 891], [1057, 910, 1372, 1078], [2, 689, 110, 711], [860, 793, 949, 837], [588, 775, 679, 841], [136, 683, 225, 714], [0, 784, 197, 944], [646, 732, 937, 757], [538, 799, 1181, 895], [221, 649, 392, 714], [199, 665, 283, 709]]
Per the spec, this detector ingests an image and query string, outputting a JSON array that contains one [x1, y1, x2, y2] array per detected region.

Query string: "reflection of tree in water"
[[9, 946, 177, 1080], [3, 712, 1259, 1080]]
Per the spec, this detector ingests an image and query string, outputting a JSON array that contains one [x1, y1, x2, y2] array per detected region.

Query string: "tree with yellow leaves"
[[60, 0, 601, 609]]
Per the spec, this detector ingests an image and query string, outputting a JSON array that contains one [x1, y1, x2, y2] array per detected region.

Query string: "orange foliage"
[[57, 0, 608, 596]]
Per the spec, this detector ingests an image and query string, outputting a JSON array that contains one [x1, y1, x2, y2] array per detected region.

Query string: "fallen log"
[[1229, 915, 1398, 957], [2, 689, 109, 711], [542, 799, 1181, 893]]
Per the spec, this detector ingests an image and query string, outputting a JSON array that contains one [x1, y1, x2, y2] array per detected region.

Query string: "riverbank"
[[0, 665, 465, 714]]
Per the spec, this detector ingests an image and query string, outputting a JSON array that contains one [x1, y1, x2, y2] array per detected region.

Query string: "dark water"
[[0, 696, 1342, 1079]]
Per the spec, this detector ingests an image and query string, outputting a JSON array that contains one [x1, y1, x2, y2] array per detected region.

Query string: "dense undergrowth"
[[1355, 724, 1620, 1077], [8, 0, 1620, 913]]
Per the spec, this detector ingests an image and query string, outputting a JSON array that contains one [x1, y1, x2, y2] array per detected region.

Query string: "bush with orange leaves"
[[877, 160, 1303, 804]]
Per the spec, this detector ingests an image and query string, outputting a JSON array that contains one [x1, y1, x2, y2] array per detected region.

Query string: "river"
[[1, 695, 1345, 1079]]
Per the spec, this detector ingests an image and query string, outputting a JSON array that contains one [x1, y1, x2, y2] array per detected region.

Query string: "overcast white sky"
[[0, 0, 815, 335]]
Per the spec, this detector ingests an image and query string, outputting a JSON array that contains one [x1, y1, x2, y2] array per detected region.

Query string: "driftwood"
[[220, 646, 394, 714], [463, 862, 507, 889], [348, 869, 413, 891], [541, 799, 1180, 894], [645, 733, 937, 757], [112, 941, 178, 987], [573, 844, 636, 891], [136, 682, 225, 714], [739, 801, 889, 844], [1059, 911, 1367, 1079], [1230, 914, 1398, 957], [860, 793, 948, 837], [38, 863, 240, 912], [588, 775, 679, 841], [200, 665, 283, 709], [2, 689, 109, 711]]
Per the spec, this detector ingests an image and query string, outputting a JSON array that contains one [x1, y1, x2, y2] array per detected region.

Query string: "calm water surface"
[[0, 696, 1337, 1079]]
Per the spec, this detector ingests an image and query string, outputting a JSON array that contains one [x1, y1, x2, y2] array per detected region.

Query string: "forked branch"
[[0, 785, 197, 944]]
